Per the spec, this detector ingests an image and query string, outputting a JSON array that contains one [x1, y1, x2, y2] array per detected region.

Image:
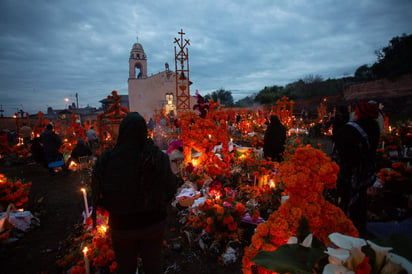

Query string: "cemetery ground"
[[0, 135, 411, 273], [0, 153, 247, 274]]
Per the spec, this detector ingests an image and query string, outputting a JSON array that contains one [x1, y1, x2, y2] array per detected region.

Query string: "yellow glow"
[[98, 225, 108, 235], [269, 180, 276, 189], [83, 246, 88, 255], [191, 159, 198, 167], [81, 188, 86, 193]]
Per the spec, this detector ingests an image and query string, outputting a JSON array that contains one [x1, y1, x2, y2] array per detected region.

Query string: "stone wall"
[[344, 74, 412, 101]]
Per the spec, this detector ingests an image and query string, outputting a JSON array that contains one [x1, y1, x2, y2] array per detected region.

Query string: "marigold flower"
[[256, 223, 269, 237]]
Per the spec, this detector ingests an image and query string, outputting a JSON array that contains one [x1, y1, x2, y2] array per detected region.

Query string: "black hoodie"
[[92, 112, 177, 229]]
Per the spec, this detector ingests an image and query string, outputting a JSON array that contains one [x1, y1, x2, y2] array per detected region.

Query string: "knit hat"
[[167, 139, 183, 154], [355, 102, 379, 119]]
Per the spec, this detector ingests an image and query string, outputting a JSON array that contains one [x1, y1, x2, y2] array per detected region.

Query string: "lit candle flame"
[[83, 246, 88, 255], [81, 188, 86, 194]]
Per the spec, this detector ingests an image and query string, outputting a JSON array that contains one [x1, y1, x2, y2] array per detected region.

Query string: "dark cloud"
[[0, 0, 411, 116]]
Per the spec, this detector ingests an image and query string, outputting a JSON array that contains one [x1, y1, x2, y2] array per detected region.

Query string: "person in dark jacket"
[[263, 115, 287, 162], [92, 112, 177, 274], [66, 138, 92, 167], [334, 102, 380, 233], [39, 124, 63, 171]]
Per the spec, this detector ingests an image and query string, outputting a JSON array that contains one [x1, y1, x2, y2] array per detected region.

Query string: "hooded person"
[[334, 101, 380, 233], [91, 112, 177, 274], [263, 115, 287, 162]]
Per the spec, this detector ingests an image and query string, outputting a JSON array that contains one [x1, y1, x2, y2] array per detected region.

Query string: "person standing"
[[334, 102, 380, 233], [40, 123, 63, 172], [263, 115, 287, 162], [86, 126, 98, 149], [92, 112, 177, 274]]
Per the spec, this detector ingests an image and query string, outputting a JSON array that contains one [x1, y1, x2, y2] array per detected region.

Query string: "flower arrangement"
[[10, 143, 30, 158], [56, 208, 117, 273], [377, 161, 412, 193], [251, 229, 412, 273], [179, 99, 231, 176], [0, 173, 31, 209], [242, 146, 358, 274], [232, 148, 279, 182], [376, 161, 412, 215], [187, 193, 246, 242]]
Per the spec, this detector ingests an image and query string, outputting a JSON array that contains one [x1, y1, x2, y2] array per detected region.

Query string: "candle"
[[83, 246, 91, 274], [81, 188, 90, 217], [382, 141, 385, 149]]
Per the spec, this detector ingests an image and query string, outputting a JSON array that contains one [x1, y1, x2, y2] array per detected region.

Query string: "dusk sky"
[[0, 0, 411, 116]]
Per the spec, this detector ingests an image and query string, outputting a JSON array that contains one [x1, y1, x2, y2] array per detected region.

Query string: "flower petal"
[[301, 233, 313, 248], [323, 263, 355, 274], [325, 247, 350, 263], [329, 233, 366, 249], [387, 252, 412, 273]]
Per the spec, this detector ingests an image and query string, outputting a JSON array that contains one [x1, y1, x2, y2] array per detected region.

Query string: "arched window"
[[135, 63, 142, 79]]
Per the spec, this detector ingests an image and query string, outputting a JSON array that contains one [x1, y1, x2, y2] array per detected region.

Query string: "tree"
[[371, 33, 412, 80], [254, 85, 285, 105], [204, 88, 234, 106], [234, 95, 256, 107], [354, 64, 373, 82]]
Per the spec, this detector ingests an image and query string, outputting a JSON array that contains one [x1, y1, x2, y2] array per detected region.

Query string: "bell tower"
[[129, 41, 147, 79]]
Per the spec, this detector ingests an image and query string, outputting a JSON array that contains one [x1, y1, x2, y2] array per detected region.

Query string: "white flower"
[[325, 247, 350, 264], [329, 233, 367, 250], [286, 234, 312, 247], [287, 236, 298, 244], [322, 263, 354, 274], [326, 233, 366, 271], [366, 240, 392, 270], [387, 252, 412, 274]]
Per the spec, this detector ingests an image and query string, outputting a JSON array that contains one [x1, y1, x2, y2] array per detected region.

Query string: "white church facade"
[[128, 41, 196, 120]]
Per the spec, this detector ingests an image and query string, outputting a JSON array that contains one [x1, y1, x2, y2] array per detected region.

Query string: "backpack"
[[346, 121, 377, 189]]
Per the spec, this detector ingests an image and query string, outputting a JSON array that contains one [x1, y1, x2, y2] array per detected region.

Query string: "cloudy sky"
[[0, 0, 411, 116]]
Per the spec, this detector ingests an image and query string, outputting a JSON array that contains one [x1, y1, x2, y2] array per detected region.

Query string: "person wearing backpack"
[[334, 101, 380, 233], [91, 112, 177, 274]]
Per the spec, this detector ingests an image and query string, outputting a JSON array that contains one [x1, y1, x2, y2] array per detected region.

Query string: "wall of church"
[[129, 71, 177, 119]]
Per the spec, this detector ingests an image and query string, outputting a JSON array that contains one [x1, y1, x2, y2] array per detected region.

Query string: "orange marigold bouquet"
[[242, 146, 358, 274], [0, 173, 31, 209], [378, 161, 412, 194]]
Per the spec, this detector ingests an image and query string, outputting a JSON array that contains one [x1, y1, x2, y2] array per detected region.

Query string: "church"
[[128, 40, 197, 120]]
